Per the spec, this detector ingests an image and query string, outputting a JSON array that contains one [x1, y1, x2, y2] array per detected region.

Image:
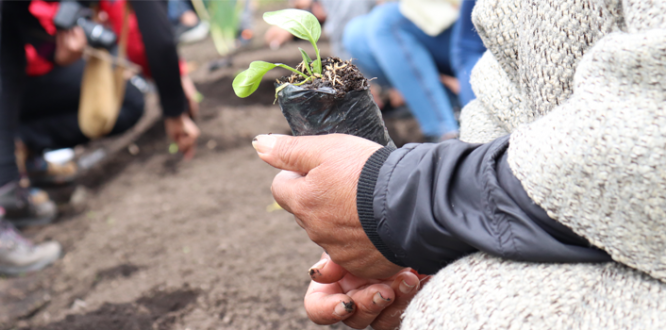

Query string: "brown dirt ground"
[[0, 4, 422, 329]]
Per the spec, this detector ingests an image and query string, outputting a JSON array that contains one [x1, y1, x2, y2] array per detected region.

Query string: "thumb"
[[253, 134, 333, 173]]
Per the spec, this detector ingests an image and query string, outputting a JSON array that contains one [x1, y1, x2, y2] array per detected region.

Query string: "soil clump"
[[277, 57, 368, 98]]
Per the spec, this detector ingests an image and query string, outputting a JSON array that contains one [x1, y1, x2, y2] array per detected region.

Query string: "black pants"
[[0, 1, 27, 187], [19, 59, 145, 153]]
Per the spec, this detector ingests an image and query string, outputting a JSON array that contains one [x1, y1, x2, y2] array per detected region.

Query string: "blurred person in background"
[[343, 0, 462, 142], [0, 2, 61, 276], [1, 0, 199, 233], [18, 0, 201, 187]]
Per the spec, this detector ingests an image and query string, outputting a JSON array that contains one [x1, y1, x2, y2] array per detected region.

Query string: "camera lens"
[[77, 17, 117, 50]]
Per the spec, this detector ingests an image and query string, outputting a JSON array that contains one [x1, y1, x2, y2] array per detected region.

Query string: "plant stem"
[[313, 44, 322, 73], [294, 76, 313, 86], [276, 64, 310, 79]]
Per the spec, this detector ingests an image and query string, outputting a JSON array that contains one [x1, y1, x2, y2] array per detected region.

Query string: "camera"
[[53, 1, 117, 50]]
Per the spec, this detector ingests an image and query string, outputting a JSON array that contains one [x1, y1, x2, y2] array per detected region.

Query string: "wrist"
[[356, 145, 405, 267]]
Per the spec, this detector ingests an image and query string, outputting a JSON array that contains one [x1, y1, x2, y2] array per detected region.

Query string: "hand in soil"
[[304, 253, 425, 330], [164, 113, 200, 160], [253, 134, 403, 279]]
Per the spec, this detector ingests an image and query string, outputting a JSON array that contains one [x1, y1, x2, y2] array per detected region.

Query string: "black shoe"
[[0, 182, 57, 227]]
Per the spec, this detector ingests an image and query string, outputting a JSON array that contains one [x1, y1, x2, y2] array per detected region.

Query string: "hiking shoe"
[[25, 149, 78, 186], [0, 182, 57, 227], [0, 209, 61, 276], [176, 21, 210, 44]]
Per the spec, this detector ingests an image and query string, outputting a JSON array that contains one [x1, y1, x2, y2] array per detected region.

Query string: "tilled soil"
[[1, 34, 357, 330]]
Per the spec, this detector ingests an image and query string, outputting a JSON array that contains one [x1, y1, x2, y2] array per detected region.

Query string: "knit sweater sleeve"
[[507, 3, 666, 282]]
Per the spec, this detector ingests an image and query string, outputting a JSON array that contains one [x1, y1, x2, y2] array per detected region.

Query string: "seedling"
[[232, 9, 323, 98], [231, 9, 394, 148]]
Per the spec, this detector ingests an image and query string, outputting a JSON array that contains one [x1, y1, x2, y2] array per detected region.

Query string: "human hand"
[[164, 113, 200, 160], [181, 75, 200, 119], [54, 26, 87, 66], [305, 253, 426, 330], [253, 134, 403, 279], [264, 26, 294, 50]]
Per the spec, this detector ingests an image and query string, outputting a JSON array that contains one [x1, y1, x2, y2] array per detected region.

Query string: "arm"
[[130, 0, 200, 159], [359, 137, 610, 275], [507, 21, 666, 280], [129, 0, 187, 118]]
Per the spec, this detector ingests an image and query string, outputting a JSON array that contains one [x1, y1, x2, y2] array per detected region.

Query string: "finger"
[[175, 133, 195, 160], [176, 135, 193, 158], [304, 281, 356, 325], [183, 142, 196, 160], [370, 272, 421, 330], [181, 119, 200, 160], [343, 283, 394, 329], [271, 170, 306, 214], [252, 134, 337, 174], [309, 253, 348, 284]]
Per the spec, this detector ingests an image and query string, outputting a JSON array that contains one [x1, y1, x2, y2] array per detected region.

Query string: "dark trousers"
[[0, 1, 27, 187], [19, 59, 145, 153]]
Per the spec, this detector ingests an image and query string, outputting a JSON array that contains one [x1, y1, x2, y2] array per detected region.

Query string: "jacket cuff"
[[357, 146, 406, 267]]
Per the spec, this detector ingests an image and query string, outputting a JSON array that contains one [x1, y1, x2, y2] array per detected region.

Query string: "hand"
[[440, 74, 460, 95], [181, 75, 200, 119], [253, 134, 403, 279], [305, 253, 426, 330], [54, 26, 87, 66], [264, 26, 294, 50], [164, 114, 200, 160]]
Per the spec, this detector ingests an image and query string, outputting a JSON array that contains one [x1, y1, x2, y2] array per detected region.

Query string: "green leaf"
[[299, 48, 313, 64], [299, 48, 313, 75], [263, 9, 321, 47], [232, 61, 277, 98]]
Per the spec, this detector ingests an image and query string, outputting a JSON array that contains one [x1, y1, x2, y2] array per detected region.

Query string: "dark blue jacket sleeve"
[[356, 136, 611, 275]]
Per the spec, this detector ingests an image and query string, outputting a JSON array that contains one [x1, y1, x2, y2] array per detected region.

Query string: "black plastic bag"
[[276, 84, 395, 148]]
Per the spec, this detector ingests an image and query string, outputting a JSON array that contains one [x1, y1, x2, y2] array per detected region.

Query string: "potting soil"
[[276, 57, 395, 147]]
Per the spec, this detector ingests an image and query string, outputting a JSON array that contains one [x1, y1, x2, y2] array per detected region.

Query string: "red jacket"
[[25, 0, 186, 77]]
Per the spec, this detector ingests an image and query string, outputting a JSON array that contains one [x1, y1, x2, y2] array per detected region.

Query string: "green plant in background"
[[191, 0, 245, 56], [233, 9, 322, 98]]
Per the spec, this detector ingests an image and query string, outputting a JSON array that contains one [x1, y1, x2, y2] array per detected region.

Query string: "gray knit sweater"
[[402, 0, 666, 328]]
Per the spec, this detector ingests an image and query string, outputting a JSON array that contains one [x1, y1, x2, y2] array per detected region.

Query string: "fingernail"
[[373, 292, 391, 306], [399, 279, 416, 294], [334, 301, 355, 317], [308, 259, 328, 280], [252, 134, 276, 154]]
